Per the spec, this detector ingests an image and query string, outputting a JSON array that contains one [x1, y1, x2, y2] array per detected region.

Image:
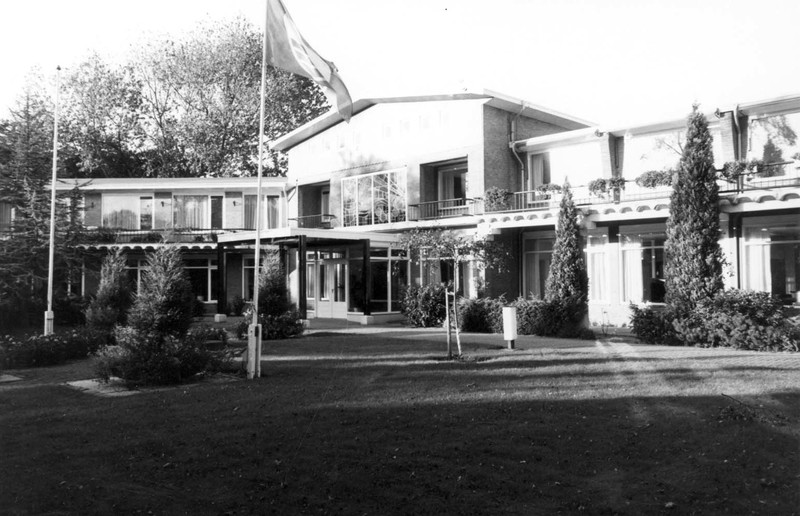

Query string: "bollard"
[[502, 306, 517, 350]]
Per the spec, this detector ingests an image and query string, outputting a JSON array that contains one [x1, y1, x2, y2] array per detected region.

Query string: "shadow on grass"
[[1, 380, 797, 515]]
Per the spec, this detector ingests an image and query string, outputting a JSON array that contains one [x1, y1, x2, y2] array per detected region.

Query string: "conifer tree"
[[545, 182, 588, 305], [85, 248, 132, 332], [664, 107, 724, 315]]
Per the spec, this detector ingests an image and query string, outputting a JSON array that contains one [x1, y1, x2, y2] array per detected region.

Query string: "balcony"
[[289, 214, 336, 229], [78, 227, 248, 246], [408, 198, 475, 220]]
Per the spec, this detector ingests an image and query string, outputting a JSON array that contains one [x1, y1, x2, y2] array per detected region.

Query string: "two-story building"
[[29, 90, 800, 327]]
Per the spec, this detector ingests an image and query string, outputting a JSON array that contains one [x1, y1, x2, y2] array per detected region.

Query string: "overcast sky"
[[2, 0, 799, 127]]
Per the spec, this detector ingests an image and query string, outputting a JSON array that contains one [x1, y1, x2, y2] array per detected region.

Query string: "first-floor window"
[[585, 234, 608, 302], [523, 237, 554, 299], [244, 195, 281, 229], [342, 169, 407, 227], [183, 258, 218, 302], [621, 234, 665, 303], [742, 219, 800, 304]]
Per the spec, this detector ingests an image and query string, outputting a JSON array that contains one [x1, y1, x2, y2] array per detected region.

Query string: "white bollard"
[[502, 306, 517, 350]]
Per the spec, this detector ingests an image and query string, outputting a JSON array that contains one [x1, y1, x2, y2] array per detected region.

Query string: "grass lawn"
[[1, 329, 799, 515]]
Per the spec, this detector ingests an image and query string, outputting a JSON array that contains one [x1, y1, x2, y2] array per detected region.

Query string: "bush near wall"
[[401, 284, 447, 328], [631, 290, 800, 351], [455, 296, 592, 339], [235, 307, 305, 340]]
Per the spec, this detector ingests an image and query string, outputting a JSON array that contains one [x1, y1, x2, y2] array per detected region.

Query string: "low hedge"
[[401, 284, 447, 328], [630, 290, 800, 351], [235, 308, 305, 340], [0, 327, 108, 369], [454, 295, 591, 338]]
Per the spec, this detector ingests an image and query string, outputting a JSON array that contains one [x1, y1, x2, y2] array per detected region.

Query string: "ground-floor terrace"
[[72, 203, 800, 327]]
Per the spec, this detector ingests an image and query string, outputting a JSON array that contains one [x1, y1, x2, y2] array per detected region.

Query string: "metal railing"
[[408, 198, 474, 220], [289, 214, 336, 229], [78, 227, 250, 245]]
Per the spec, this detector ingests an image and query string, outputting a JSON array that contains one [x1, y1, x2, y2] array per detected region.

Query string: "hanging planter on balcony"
[[483, 187, 512, 212], [535, 183, 562, 199], [635, 170, 674, 188]]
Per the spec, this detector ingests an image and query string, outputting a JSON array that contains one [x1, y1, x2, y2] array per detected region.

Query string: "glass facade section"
[[621, 235, 665, 303], [341, 169, 407, 227], [743, 220, 800, 304]]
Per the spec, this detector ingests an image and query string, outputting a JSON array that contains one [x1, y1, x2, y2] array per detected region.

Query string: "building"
[[28, 90, 800, 326]]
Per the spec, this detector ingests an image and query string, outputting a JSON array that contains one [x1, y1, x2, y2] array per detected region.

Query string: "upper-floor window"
[[342, 169, 407, 227], [623, 129, 723, 178], [437, 161, 467, 201], [748, 112, 800, 175], [244, 195, 281, 229], [102, 194, 139, 229], [174, 195, 224, 229]]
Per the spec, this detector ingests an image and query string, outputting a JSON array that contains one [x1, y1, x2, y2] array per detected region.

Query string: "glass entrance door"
[[316, 260, 348, 318]]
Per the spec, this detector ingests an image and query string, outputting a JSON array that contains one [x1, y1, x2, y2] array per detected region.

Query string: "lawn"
[[1, 329, 799, 515]]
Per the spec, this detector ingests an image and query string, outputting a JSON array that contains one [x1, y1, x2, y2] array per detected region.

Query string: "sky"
[[2, 0, 800, 128]]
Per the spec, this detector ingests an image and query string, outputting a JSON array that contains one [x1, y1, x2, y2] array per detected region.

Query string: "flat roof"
[[217, 226, 401, 246]]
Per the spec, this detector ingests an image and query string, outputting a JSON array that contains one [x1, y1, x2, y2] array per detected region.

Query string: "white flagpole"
[[44, 65, 61, 336], [248, 1, 269, 379]]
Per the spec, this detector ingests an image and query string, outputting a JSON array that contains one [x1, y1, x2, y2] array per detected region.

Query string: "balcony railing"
[[289, 214, 336, 229], [408, 198, 475, 220], [78, 227, 250, 245]]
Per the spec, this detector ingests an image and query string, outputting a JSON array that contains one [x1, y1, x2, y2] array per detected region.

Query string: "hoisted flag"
[[266, 0, 353, 121]]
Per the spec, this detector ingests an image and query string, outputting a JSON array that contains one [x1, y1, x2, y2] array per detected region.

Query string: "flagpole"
[[44, 65, 61, 336], [248, 1, 270, 379]]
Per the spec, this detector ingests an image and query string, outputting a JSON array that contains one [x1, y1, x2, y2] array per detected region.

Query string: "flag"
[[266, 0, 353, 121]]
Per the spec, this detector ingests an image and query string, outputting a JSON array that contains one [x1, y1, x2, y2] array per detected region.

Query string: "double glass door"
[[316, 260, 347, 318]]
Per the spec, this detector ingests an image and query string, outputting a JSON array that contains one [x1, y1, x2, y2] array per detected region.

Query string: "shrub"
[[235, 307, 305, 340], [93, 326, 225, 386], [0, 327, 107, 369], [514, 297, 590, 338], [673, 290, 799, 351], [458, 297, 505, 333], [256, 251, 292, 317], [629, 304, 679, 345], [401, 284, 447, 327], [229, 295, 246, 316], [127, 246, 194, 337]]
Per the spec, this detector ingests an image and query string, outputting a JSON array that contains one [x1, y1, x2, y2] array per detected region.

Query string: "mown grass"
[[1, 331, 798, 515]]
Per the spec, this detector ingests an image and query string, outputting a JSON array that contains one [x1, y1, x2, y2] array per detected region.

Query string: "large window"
[[437, 162, 467, 201], [174, 195, 208, 229], [523, 237, 554, 299], [620, 233, 666, 303], [342, 169, 407, 227], [742, 217, 800, 304], [103, 194, 139, 229], [244, 195, 281, 229], [747, 112, 800, 176]]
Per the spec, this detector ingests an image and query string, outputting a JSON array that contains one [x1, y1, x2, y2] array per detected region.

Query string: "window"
[[747, 112, 800, 175], [140, 197, 153, 230], [103, 194, 138, 229], [174, 195, 208, 228], [437, 162, 467, 201], [244, 195, 281, 229], [184, 258, 218, 302], [527, 153, 551, 191], [523, 237, 554, 299], [0, 202, 12, 231], [342, 169, 407, 227], [742, 217, 800, 304], [211, 196, 223, 229], [620, 234, 665, 303], [321, 189, 330, 214], [585, 234, 608, 302]]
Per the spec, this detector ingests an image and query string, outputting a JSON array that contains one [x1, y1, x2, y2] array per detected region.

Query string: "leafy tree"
[[60, 54, 145, 178], [133, 17, 328, 177], [545, 182, 588, 306], [664, 107, 724, 315], [397, 228, 507, 357]]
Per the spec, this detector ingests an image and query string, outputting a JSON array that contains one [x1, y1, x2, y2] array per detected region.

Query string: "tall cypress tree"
[[545, 182, 588, 305], [664, 107, 724, 315]]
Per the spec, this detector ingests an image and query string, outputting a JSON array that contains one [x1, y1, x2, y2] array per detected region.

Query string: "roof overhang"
[[270, 89, 591, 152], [217, 226, 401, 247], [52, 177, 287, 192]]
